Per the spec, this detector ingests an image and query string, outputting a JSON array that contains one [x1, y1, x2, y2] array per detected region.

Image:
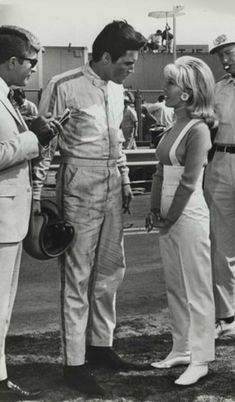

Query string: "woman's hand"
[[145, 211, 171, 234], [145, 211, 160, 232]]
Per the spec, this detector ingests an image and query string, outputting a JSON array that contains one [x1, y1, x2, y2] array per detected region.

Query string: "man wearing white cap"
[[204, 34, 235, 339]]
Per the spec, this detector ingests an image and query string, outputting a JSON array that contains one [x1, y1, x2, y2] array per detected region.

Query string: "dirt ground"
[[6, 314, 235, 402], [4, 194, 235, 401]]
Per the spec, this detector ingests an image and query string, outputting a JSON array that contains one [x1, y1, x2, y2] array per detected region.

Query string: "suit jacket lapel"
[[14, 106, 29, 131], [1, 94, 33, 184], [0, 93, 26, 129]]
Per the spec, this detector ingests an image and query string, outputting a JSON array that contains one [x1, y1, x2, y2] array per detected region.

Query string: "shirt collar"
[[83, 62, 107, 88], [0, 77, 10, 98], [222, 73, 235, 85]]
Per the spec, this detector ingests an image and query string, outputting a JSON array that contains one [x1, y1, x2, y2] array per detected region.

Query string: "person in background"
[[147, 94, 174, 128], [141, 101, 157, 143], [204, 34, 235, 339], [162, 23, 174, 53], [121, 96, 138, 149], [0, 25, 59, 400], [146, 56, 216, 386], [33, 20, 147, 397], [147, 29, 163, 53], [145, 95, 174, 149]]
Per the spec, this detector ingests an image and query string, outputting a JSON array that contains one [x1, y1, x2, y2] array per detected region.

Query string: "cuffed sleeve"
[[117, 130, 130, 184]]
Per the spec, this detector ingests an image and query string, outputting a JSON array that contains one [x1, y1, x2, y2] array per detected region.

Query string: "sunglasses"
[[18, 57, 38, 68]]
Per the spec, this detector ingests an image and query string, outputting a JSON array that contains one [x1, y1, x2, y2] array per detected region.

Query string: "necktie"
[[8, 89, 27, 131], [7, 88, 16, 106]]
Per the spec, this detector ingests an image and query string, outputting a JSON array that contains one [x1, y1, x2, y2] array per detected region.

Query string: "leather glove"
[[30, 116, 55, 146]]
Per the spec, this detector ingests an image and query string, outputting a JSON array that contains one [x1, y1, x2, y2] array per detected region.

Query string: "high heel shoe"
[[174, 363, 208, 386], [151, 351, 191, 369]]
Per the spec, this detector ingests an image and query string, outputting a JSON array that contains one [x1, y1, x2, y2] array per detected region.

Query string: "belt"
[[61, 156, 117, 167], [215, 145, 235, 153]]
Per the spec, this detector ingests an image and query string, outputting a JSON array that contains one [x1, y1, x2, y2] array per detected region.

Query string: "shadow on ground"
[[5, 328, 235, 402]]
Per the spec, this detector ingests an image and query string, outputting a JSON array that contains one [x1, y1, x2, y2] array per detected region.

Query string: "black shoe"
[[63, 364, 106, 396], [0, 379, 41, 399], [86, 346, 151, 371]]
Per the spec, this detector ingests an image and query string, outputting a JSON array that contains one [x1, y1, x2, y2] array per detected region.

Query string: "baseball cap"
[[210, 34, 235, 54]]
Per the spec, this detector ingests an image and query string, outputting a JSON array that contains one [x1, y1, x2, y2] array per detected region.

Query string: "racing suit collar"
[[84, 62, 107, 88]]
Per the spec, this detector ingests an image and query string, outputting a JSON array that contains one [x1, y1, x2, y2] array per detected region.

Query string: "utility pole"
[[172, 5, 185, 61]]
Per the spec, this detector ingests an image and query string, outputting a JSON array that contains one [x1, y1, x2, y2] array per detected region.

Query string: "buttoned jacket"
[[0, 78, 39, 242]]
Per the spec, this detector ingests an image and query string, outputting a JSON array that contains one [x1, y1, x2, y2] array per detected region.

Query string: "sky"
[[0, 0, 235, 51]]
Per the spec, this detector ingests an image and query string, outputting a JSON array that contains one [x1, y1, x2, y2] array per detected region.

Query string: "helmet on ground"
[[23, 199, 75, 260], [210, 34, 235, 54]]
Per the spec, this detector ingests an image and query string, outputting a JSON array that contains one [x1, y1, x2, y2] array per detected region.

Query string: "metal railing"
[[44, 150, 158, 193]]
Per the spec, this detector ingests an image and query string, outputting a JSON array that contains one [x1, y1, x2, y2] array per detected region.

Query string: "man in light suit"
[[0, 25, 59, 399], [205, 35, 235, 339]]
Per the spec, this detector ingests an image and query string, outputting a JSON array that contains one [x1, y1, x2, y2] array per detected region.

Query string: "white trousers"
[[159, 166, 215, 363], [57, 160, 126, 366], [0, 242, 22, 379], [204, 152, 235, 319]]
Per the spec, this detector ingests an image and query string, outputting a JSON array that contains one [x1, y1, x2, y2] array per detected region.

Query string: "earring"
[[181, 92, 189, 101]]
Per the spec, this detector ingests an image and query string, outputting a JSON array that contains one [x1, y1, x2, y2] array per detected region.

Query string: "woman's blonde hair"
[[164, 56, 216, 127]]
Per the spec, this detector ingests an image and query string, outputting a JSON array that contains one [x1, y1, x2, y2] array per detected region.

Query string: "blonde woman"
[[146, 56, 216, 386]]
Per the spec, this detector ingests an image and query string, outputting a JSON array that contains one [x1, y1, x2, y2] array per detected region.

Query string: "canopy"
[[148, 10, 185, 19]]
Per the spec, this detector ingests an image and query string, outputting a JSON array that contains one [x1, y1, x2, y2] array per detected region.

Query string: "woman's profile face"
[[163, 77, 185, 110]]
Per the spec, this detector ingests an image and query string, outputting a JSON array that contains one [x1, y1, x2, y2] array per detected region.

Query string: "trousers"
[[56, 159, 126, 365], [159, 166, 215, 363], [204, 151, 235, 318], [0, 242, 22, 379]]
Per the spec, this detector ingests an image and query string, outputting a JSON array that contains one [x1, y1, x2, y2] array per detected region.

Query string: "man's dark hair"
[[92, 20, 146, 63], [0, 25, 41, 64], [158, 95, 165, 102]]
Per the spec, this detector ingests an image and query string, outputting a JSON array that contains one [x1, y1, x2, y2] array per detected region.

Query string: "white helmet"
[[210, 34, 235, 54]]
